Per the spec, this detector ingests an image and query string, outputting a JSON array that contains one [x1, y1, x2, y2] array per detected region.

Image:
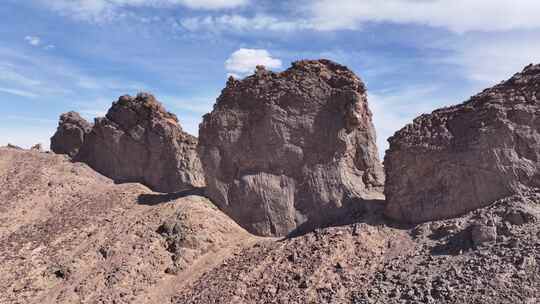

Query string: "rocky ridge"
[[5, 61, 540, 304], [53, 93, 205, 193], [385, 63, 540, 223], [174, 190, 540, 304], [0, 147, 250, 304]]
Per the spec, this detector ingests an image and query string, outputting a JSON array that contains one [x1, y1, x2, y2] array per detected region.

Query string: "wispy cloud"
[[178, 0, 248, 10], [0, 64, 42, 87], [24, 35, 41, 46], [76, 76, 147, 91], [180, 1, 540, 35], [306, 0, 540, 33], [0, 44, 149, 102], [225, 48, 282, 77], [370, 85, 456, 156], [0, 87, 38, 98], [180, 14, 314, 32], [41, 0, 249, 22], [441, 34, 540, 88], [166, 96, 214, 114]]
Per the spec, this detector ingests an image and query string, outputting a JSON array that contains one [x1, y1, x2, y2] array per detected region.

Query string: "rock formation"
[[30, 143, 43, 152], [50, 111, 92, 157], [76, 93, 205, 193], [385, 64, 540, 223], [198, 60, 385, 237]]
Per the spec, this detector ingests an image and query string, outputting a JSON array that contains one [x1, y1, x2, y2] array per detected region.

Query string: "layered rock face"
[[385, 64, 540, 223], [199, 60, 385, 236], [76, 93, 205, 193], [50, 111, 92, 157]]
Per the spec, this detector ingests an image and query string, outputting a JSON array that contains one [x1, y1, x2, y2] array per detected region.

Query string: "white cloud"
[[44, 0, 249, 22], [307, 0, 540, 33], [179, 1, 540, 34], [177, 0, 248, 10], [225, 48, 282, 76], [24, 36, 41, 46], [181, 14, 313, 32]]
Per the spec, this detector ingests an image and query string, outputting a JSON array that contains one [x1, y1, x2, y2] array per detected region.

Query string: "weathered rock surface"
[[76, 93, 205, 193], [199, 60, 385, 236], [50, 111, 92, 157], [385, 64, 540, 223]]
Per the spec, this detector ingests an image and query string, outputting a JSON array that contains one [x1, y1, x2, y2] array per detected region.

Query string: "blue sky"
[[1, 0, 540, 156]]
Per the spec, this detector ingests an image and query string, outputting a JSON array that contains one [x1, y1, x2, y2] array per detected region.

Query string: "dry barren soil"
[[1, 147, 539, 304]]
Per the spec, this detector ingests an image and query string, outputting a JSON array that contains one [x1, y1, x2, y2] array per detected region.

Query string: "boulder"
[[471, 222, 497, 247], [31, 143, 43, 152], [50, 111, 92, 157], [76, 93, 205, 193], [385, 64, 540, 223], [198, 60, 385, 236]]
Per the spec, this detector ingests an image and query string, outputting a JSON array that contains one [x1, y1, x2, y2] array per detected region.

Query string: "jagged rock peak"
[[199, 59, 385, 237], [70, 93, 205, 193], [384, 63, 540, 224], [107, 92, 184, 131], [222, 59, 365, 91]]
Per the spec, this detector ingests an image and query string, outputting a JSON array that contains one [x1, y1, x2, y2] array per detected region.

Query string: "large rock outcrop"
[[198, 60, 385, 237], [76, 93, 205, 193], [50, 111, 92, 157], [385, 64, 540, 223]]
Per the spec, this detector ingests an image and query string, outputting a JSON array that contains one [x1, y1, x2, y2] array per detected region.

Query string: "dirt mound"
[[0, 147, 251, 304]]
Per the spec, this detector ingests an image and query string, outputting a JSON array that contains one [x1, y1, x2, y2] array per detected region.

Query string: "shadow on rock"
[[285, 198, 405, 239], [137, 187, 205, 205], [430, 227, 474, 256]]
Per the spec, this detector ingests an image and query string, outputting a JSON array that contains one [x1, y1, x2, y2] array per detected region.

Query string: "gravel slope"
[[0, 147, 253, 304], [2, 147, 539, 304]]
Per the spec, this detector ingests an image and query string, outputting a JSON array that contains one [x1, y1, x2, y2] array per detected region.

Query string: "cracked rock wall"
[[385, 64, 540, 223], [199, 60, 385, 237]]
